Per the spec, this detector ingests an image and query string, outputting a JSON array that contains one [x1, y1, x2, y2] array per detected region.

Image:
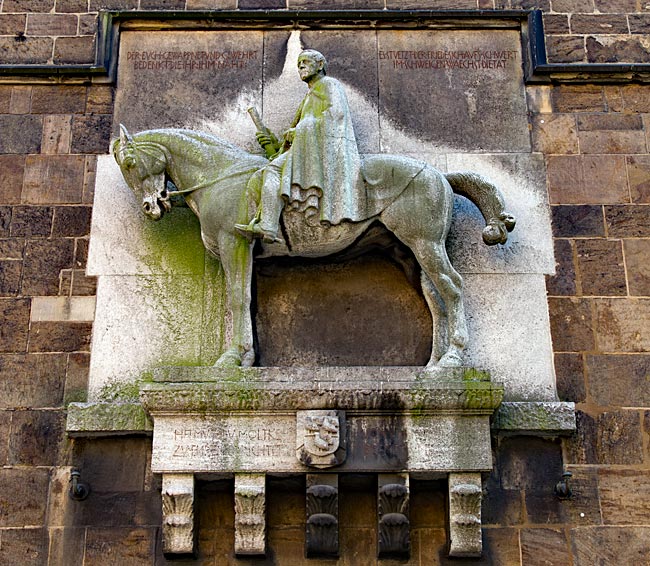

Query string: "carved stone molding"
[[448, 472, 483, 557], [378, 474, 410, 558], [161, 473, 195, 556], [234, 473, 266, 555], [296, 410, 346, 468], [306, 474, 339, 557]]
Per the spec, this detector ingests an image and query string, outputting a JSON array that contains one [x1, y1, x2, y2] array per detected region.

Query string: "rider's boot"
[[235, 162, 285, 245]]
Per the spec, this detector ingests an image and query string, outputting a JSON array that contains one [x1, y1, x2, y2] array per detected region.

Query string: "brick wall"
[[1, 2, 650, 565]]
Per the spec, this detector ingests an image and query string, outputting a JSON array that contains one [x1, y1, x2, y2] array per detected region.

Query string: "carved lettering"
[[126, 50, 259, 72], [379, 49, 517, 71]]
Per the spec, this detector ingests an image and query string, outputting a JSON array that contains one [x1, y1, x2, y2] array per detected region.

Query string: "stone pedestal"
[[137, 366, 503, 558]]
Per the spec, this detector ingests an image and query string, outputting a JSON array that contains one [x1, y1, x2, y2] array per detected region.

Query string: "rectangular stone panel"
[[377, 30, 529, 153], [150, 413, 491, 473]]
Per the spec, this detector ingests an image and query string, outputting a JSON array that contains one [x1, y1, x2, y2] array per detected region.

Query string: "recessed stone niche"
[[69, 15, 575, 561]]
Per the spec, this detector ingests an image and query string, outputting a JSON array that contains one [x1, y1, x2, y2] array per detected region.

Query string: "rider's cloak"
[[280, 75, 366, 225]]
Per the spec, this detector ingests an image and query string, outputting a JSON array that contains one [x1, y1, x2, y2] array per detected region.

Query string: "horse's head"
[[112, 125, 172, 220]]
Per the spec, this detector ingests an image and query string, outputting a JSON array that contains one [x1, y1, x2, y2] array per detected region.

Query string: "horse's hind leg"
[[412, 241, 468, 368]]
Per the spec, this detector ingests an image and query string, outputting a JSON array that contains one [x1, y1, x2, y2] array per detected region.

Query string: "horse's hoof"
[[437, 351, 463, 368], [213, 349, 242, 368]]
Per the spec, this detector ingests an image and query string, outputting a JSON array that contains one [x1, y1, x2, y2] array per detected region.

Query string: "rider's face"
[[297, 55, 322, 82]]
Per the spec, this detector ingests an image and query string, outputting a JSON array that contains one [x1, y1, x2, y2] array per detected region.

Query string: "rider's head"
[[297, 50, 327, 82]]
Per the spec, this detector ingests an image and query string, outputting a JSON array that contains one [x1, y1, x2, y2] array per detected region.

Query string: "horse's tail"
[[445, 172, 516, 245]]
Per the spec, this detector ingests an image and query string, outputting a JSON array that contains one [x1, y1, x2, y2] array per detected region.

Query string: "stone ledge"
[[491, 401, 576, 434], [66, 402, 153, 437], [142, 366, 504, 414]]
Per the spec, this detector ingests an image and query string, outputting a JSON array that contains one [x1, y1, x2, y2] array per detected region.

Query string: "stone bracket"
[[234, 473, 266, 555], [306, 474, 339, 557], [161, 473, 195, 556], [448, 472, 482, 557], [378, 473, 410, 558]]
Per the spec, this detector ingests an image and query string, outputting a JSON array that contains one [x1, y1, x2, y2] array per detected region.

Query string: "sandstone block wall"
[[1, 2, 650, 564]]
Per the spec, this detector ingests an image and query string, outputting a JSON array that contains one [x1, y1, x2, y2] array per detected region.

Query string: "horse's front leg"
[[214, 233, 256, 368]]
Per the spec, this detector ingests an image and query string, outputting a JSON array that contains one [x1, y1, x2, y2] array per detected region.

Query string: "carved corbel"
[[378, 473, 410, 558], [234, 473, 266, 555], [306, 474, 339, 557], [161, 473, 195, 556], [448, 472, 483, 557]]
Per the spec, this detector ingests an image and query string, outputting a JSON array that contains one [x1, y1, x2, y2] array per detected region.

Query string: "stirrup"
[[234, 222, 284, 245]]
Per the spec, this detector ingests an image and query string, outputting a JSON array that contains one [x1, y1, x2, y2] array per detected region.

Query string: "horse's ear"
[[119, 124, 133, 147]]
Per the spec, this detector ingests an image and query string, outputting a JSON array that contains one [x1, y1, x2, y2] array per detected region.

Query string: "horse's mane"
[[135, 128, 255, 161]]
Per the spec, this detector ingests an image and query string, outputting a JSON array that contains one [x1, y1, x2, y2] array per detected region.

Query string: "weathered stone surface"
[[597, 410, 643, 465], [30, 296, 95, 322], [28, 321, 92, 353], [564, 410, 598, 465], [605, 205, 650, 237], [599, 469, 650, 525], [71, 114, 112, 154], [0, 528, 46, 566], [579, 129, 647, 154], [72, 437, 149, 492], [8, 409, 67, 466], [586, 354, 650, 406], [551, 205, 605, 238], [499, 436, 563, 491], [546, 239, 576, 296], [554, 353, 586, 403], [595, 299, 650, 352], [571, 14, 629, 34], [67, 402, 153, 436], [520, 528, 570, 566], [0, 115, 42, 154], [492, 402, 576, 434], [22, 155, 86, 204], [627, 155, 650, 203], [21, 238, 74, 295], [0, 467, 49, 527], [575, 239, 626, 296], [547, 155, 628, 204], [547, 35, 585, 63], [42, 115, 72, 155], [31, 86, 86, 114], [9, 206, 52, 238], [625, 239, 650, 295], [543, 14, 570, 34], [587, 35, 650, 64], [0, 155, 25, 204], [26, 13, 77, 36], [572, 527, 650, 566], [0, 37, 53, 65], [549, 297, 595, 352], [0, 260, 22, 296], [621, 85, 650, 112], [0, 298, 30, 353], [551, 86, 606, 113], [531, 113, 578, 154], [52, 206, 92, 237], [0, 14, 26, 35], [0, 353, 66, 408], [47, 527, 86, 566], [54, 36, 96, 65], [84, 527, 155, 566]]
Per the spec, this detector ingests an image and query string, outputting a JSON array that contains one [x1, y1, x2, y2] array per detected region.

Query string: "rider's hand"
[[256, 131, 279, 150]]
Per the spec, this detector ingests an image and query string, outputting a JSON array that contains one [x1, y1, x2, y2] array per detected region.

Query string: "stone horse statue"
[[112, 125, 515, 369]]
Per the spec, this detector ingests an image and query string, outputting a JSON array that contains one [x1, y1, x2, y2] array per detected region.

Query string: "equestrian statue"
[[112, 49, 515, 369]]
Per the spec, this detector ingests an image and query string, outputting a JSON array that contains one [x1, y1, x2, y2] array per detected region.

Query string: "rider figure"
[[235, 49, 365, 243]]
